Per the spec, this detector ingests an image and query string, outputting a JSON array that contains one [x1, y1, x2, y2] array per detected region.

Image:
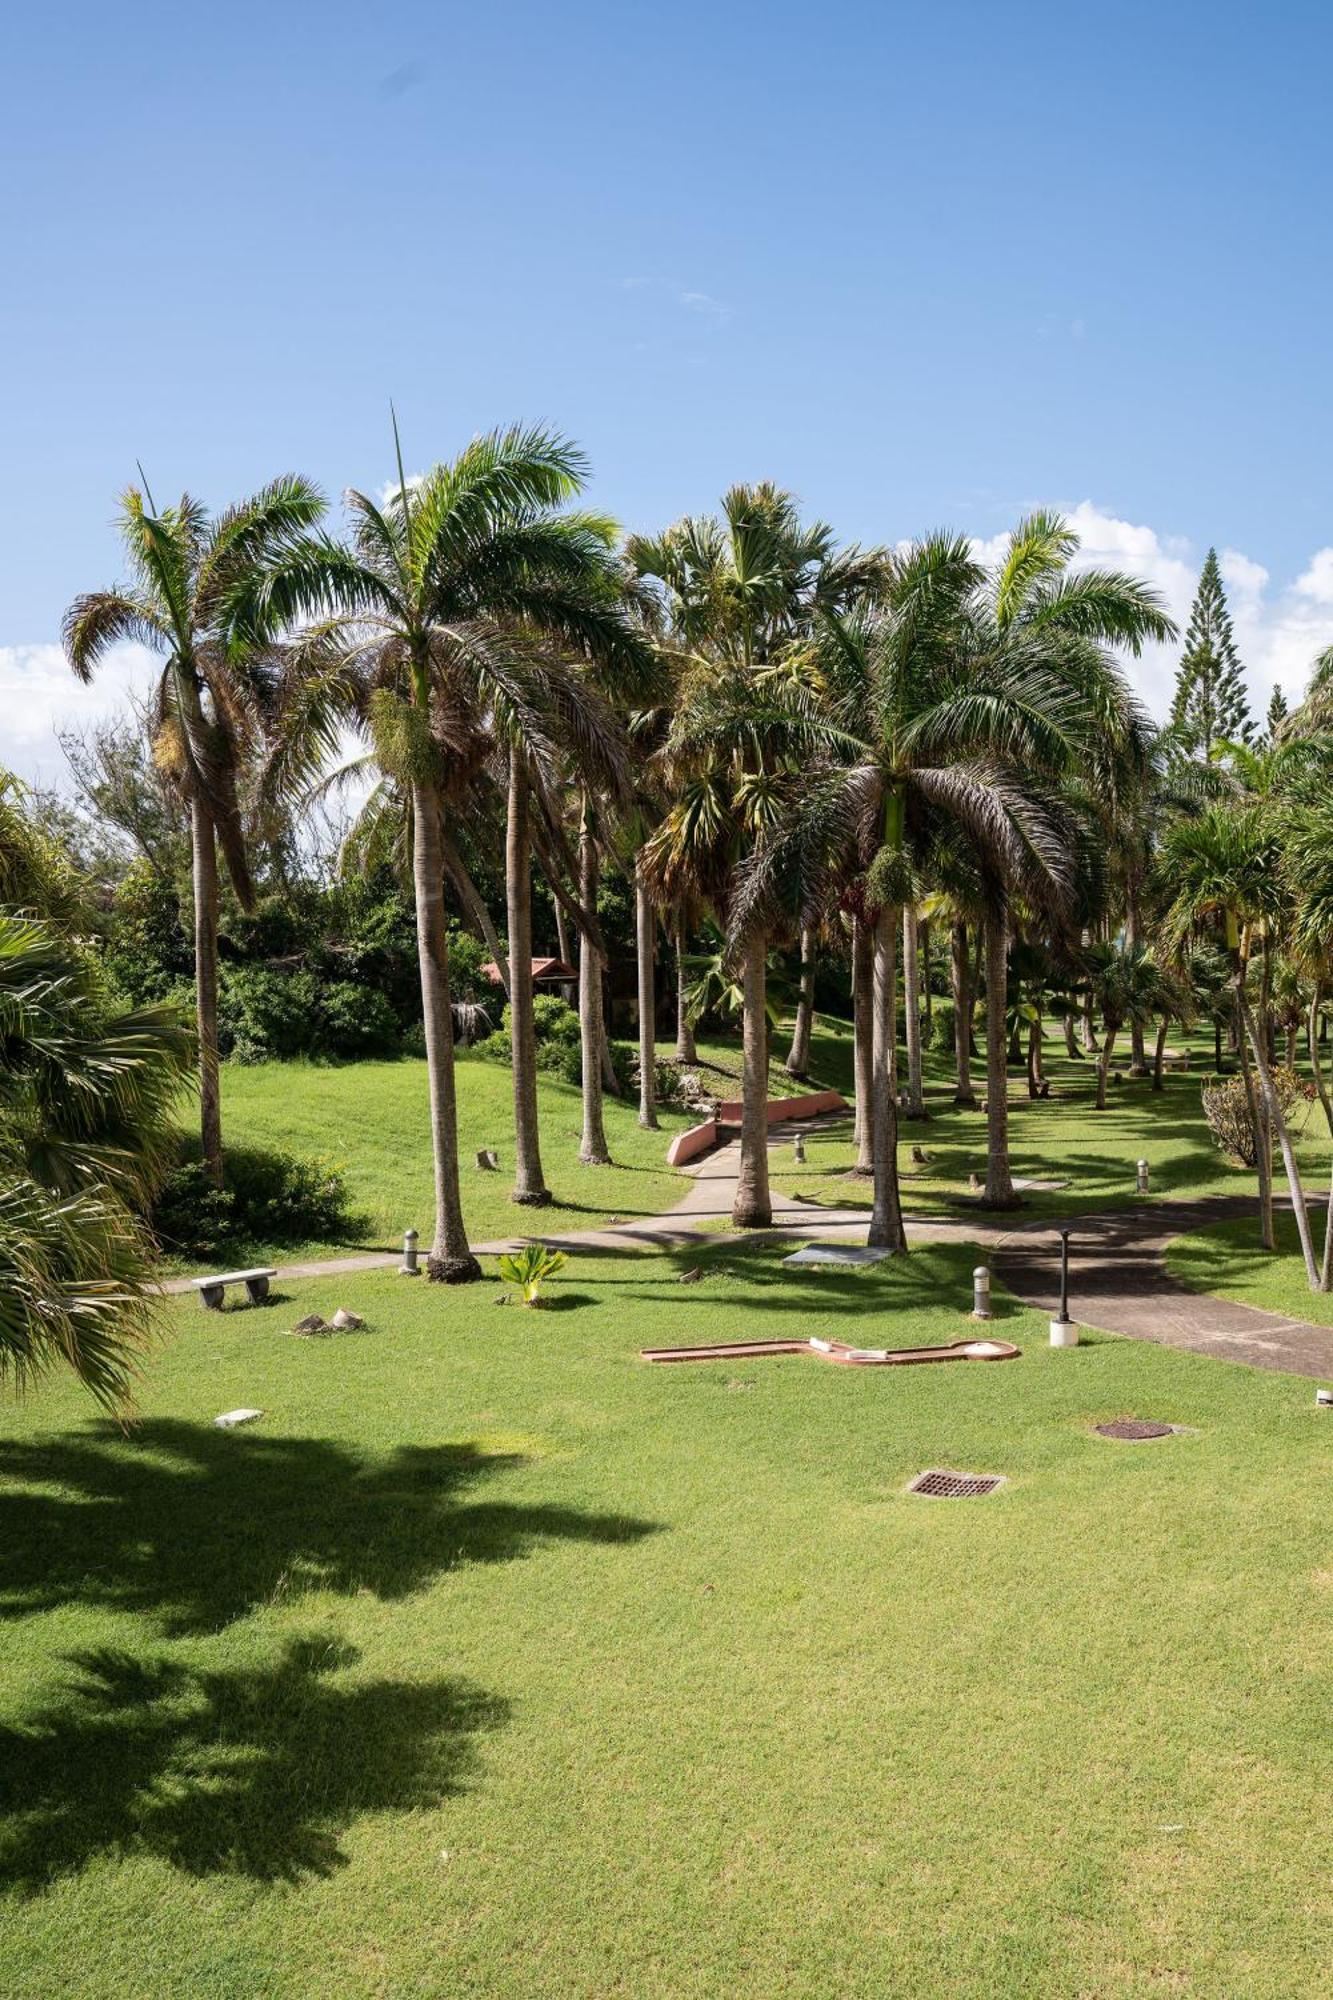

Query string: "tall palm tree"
[[631, 486, 887, 1228], [955, 513, 1175, 1202], [64, 475, 324, 1181], [1159, 802, 1320, 1283], [236, 425, 647, 1276], [1085, 942, 1166, 1110], [0, 913, 194, 1410]]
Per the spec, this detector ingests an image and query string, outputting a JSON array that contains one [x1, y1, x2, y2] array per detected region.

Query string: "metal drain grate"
[[908, 1468, 1005, 1498], [1095, 1419, 1175, 1441]]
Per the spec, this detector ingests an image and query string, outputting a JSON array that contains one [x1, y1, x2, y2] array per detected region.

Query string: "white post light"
[[400, 1227, 420, 1276], [793, 1134, 806, 1164], [1136, 1158, 1150, 1195], [972, 1266, 992, 1321]]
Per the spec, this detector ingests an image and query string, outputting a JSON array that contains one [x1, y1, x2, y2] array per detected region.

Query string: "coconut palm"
[[235, 425, 647, 1274], [0, 912, 194, 1409], [1085, 942, 1166, 1109], [64, 475, 324, 1181]]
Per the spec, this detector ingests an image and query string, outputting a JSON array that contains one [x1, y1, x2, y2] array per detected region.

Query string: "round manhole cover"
[[1095, 1419, 1175, 1441]]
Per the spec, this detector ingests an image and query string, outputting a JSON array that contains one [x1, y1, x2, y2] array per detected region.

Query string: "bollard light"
[[1050, 1227, 1078, 1346], [399, 1227, 420, 1277], [1136, 1158, 1150, 1196], [793, 1135, 806, 1164], [971, 1265, 992, 1321]]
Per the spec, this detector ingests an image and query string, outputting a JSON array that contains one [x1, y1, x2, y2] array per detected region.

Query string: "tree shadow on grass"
[[0, 1422, 660, 1636], [0, 1632, 508, 1894]]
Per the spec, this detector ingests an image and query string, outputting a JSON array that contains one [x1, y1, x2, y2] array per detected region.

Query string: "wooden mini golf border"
[[641, 1336, 1021, 1368]]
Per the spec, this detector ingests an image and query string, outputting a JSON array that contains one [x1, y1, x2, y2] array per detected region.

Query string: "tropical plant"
[[0, 912, 195, 1409], [64, 474, 325, 1180], [497, 1241, 568, 1307], [234, 424, 648, 1276]]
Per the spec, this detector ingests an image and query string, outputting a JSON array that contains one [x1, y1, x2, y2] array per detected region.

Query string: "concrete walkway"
[[160, 1115, 1333, 1382]]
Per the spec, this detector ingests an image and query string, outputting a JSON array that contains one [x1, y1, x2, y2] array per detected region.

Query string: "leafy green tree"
[[64, 475, 325, 1181], [1168, 548, 1253, 758]]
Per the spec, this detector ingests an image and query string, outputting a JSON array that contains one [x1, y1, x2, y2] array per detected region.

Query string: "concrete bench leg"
[[199, 1284, 225, 1311], [244, 1276, 270, 1304]]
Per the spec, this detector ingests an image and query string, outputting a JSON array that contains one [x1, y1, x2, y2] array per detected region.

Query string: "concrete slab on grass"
[[782, 1243, 887, 1268]]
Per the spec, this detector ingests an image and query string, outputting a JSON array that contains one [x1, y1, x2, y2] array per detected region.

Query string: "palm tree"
[[0, 913, 194, 1410], [1159, 802, 1320, 1283], [238, 424, 648, 1276], [631, 485, 887, 1228], [64, 475, 324, 1182], [1085, 942, 1166, 1110], [955, 514, 1176, 1201]]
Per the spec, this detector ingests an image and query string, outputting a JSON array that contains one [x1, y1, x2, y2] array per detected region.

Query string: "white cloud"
[[1294, 547, 1333, 605], [0, 641, 159, 790]]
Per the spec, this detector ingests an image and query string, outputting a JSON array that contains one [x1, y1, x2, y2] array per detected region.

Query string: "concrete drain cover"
[[908, 1468, 1005, 1498], [1095, 1419, 1175, 1441]]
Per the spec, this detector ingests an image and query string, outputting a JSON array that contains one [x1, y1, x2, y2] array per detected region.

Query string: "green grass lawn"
[[1165, 1210, 1333, 1324], [206, 1025, 858, 1266], [4, 1240, 1333, 1996]]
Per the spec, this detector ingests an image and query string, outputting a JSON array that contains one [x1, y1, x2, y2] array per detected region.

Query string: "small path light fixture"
[[399, 1227, 420, 1276], [1136, 1158, 1150, 1196], [793, 1134, 806, 1164], [1050, 1228, 1079, 1347], [971, 1265, 992, 1321]]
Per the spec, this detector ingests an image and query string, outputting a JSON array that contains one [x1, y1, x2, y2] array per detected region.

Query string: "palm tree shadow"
[[0, 1633, 508, 1894], [0, 1422, 660, 1636]]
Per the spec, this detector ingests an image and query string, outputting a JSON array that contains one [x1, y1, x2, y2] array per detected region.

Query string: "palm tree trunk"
[[1214, 1016, 1225, 1072], [1026, 1014, 1043, 1098], [902, 907, 926, 1119], [191, 799, 223, 1186], [949, 920, 976, 1107], [1153, 1017, 1169, 1092], [553, 897, 571, 971], [578, 818, 610, 1166], [1236, 979, 1318, 1284], [852, 916, 875, 1173], [1081, 987, 1099, 1053], [921, 918, 932, 1027], [506, 749, 551, 1206], [674, 928, 697, 1063], [1062, 1012, 1079, 1059], [1127, 880, 1148, 1076], [786, 925, 815, 1077], [635, 858, 658, 1130], [1095, 1026, 1118, 1110], [982, 903, 1018, 1207], [732, 933, 772, 1227], [1235, 990, 1275, 1252], [411, 780, 480, 1280], [868, 904, 907, 1252]]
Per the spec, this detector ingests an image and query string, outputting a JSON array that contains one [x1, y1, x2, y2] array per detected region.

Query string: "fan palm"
[[0, 913, 195, 1409], [234, 424, 647, 1274], [64, 474, 324, 1180]]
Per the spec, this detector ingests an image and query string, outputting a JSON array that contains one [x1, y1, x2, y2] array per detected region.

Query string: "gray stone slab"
[[782, 1243, 887, 1268]]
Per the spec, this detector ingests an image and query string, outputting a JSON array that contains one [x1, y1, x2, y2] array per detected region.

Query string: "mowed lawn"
[[208, 1024, 859, 1263], [4, 1239, 1333, 1996]]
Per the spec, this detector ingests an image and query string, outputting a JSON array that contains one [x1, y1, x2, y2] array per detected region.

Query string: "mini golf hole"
[[1094, 1419, 1176, 1442], [908, 1469, 1006, 1499]]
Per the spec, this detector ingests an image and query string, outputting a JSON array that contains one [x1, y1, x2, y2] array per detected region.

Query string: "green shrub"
[[1200, 1066, 1313, 1167], [928, 1001, 957, 1053], [218, 966, 317, 1063], [152, 1145, 354, 1259], [318, 981, 400, 1059]]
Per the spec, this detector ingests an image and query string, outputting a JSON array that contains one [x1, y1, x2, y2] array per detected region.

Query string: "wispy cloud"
[[0, 641, 159, 790], [619, 277, 735, 324]]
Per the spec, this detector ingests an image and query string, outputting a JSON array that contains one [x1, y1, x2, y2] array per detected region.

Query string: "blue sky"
[[4, 0, 1332, 778]]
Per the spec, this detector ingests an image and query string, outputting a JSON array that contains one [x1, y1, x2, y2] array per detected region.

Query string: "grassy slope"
[[3, 1240, 1333, 1996], [205, 1025, 857, 1264]]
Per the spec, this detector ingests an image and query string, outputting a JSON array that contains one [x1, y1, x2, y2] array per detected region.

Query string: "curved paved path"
[[162, 1112, 1333, 1381]]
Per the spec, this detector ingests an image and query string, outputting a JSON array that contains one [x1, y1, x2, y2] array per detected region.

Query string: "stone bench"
[[191, 1266, 277, 1311]]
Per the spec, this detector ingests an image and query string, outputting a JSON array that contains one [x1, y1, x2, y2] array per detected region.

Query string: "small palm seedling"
[[497, 1242, 568, 1307]]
